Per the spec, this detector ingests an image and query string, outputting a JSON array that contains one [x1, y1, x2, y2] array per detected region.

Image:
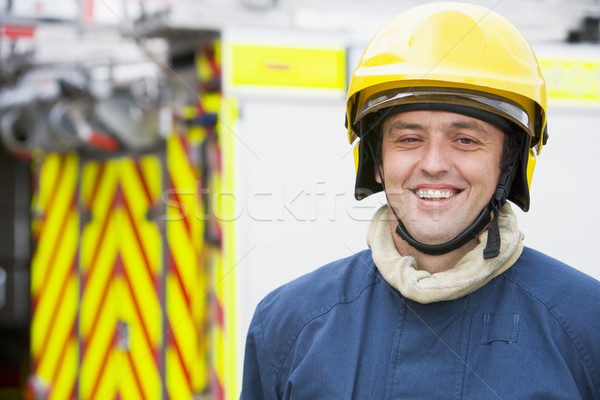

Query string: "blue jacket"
[[240, 247, 600, 399]]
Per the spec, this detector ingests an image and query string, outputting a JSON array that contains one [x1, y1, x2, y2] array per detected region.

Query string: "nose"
[[419, 140, 451, 176]]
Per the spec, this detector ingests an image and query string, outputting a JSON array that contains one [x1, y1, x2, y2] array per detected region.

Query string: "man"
[[240, 3, 600, 399]]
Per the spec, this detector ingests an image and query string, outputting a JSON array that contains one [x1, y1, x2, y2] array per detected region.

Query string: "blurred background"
[[0, 0, 598, 399]]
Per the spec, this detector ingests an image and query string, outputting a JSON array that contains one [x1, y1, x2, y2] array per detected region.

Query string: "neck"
[[388, 217, 479, 274]]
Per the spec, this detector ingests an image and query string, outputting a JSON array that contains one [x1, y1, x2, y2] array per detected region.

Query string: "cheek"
[[460, 159, 501, 195], [381, 153, 413, 184]]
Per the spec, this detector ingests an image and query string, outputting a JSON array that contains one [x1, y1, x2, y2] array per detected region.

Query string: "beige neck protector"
[[367, 203, 524, 304]]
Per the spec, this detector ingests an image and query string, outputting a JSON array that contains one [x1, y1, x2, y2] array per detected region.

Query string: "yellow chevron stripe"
[[37, 274, 78, 388], [80, 161, 119, 340], [30, 153, 78, 298], [167, 137, 197, 221], [92, 347, 118, 400], [196, 40, 221, 88], [31, 209, 78, 359], [166, 345, 192, 399], [80, 284, 117, 400], [196, 46, 213, 84], [201, 92, 221, 118], [30, 154, 60, 252], [139, 155, 162, 201], [219, 97, 239, 400], [80, 160, 101, 208], [119, 277, 161, 400], [167, 275, 198, 360], [80, 155, 165, 400], [211, 247, 225, 393], [49, 338, 78, 400], [121, 160, 161, 268], [80, 160, 118, 275], [166, 113, 213, 396], [31, 154, 80, 399], [120, 220, 162, 344], [169, 220, 199, 291], [79, 217, 118, 340]]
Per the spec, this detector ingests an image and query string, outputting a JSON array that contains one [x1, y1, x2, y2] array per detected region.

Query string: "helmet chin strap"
[[368, 142, 517, 259]]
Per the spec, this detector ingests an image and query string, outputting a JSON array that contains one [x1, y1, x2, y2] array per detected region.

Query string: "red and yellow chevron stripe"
[[197, 40, 238, 400], [30, 39, 236, 400], [31, 153, 80, 400], [79, 156, 164, 400], [165, 130, 211, 398]]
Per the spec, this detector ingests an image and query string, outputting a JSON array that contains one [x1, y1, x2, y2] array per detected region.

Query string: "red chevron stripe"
[[34, 157, 66, 242], [121, 186, 155, 288], [30, 163, 42, 241], [83, 185, 116, 296], [213, 292, 224, 329], [50, 315, 77, 390], [33, 160, 71, 308], [126, 351, 146, 400], [69, 380, 76, 400], [167, 248, 191, 312], [167, 247, 203, 339], [82, 252, 114, 358], [81, 168, 117, 356], [212, 368, 225, 400], [33, 233, 78, 370], [166, 320, 193, 394], [195, 101, 206, 116], [176, 134, 193, 173], [121, 249, 158, 367], [205, 45, 222, 79], [166, 173, 193, 242], [83, 163, 105, 210], [134, 160, 153, 205], [84, 252, 121, 400], [88, 321, 117, 400], [212, 136, 223, 175], [121, 181, 163, 312]]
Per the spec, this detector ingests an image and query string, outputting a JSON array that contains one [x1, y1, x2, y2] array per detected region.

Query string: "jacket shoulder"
[[250, 249, 380, 372], [505, 247, 600, 388], [258, 248, 380, 329], [507, 247, 600, 308]]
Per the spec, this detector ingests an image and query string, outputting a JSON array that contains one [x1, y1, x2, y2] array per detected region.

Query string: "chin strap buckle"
[[483, 204, 501, 259]]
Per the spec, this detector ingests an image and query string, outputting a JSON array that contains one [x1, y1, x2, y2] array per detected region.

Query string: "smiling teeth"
[[415, 189, 456, 200]]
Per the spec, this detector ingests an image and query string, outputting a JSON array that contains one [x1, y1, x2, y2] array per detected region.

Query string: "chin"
[[410, 225, 464, 245]]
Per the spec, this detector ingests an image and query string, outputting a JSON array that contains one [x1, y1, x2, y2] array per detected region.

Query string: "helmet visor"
[[356, 87, 534, 139]]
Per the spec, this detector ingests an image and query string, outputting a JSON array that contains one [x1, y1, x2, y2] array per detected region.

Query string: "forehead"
[[382, 110, 505, 137]]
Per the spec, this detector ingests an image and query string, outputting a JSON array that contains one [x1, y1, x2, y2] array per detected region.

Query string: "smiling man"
[[376, 110, 506, 273], [240, 3, 600, 399]]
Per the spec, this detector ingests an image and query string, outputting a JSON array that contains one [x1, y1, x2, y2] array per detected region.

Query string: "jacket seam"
[[275, 277, 382, 380], [384, 300, 405, 400], [502, 274, 600, 395], [256, 303, 286, 396], [258, 307, 275, 382]]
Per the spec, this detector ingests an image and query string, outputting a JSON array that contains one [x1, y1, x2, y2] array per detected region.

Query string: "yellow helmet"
[[347, 2, 548, 212]]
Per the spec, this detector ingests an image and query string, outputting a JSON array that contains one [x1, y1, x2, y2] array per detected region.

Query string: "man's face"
[[377, 110, 504, 245]]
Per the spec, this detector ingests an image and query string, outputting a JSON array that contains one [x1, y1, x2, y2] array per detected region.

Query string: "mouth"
[[412, 188, 462, 201]]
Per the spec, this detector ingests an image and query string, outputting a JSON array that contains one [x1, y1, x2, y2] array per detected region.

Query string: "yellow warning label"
[[539, 57, 600, 104], [230, 44, 346, 91]]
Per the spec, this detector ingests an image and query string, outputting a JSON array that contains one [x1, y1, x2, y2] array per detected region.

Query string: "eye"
[[456, 137, 478, 145], [400, 137, 420, 143]]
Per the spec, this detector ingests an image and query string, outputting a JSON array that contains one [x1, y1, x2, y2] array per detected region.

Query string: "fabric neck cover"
[[367, 203, 524, 304]]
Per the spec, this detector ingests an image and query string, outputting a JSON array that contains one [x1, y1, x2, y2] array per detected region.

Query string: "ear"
[[374, 161, 383, 184]]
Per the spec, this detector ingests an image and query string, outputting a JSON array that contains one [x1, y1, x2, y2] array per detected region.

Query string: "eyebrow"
[[387, 119, 491, 135], [387, 121, 425, 132], [449, 120, 490, 135]]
